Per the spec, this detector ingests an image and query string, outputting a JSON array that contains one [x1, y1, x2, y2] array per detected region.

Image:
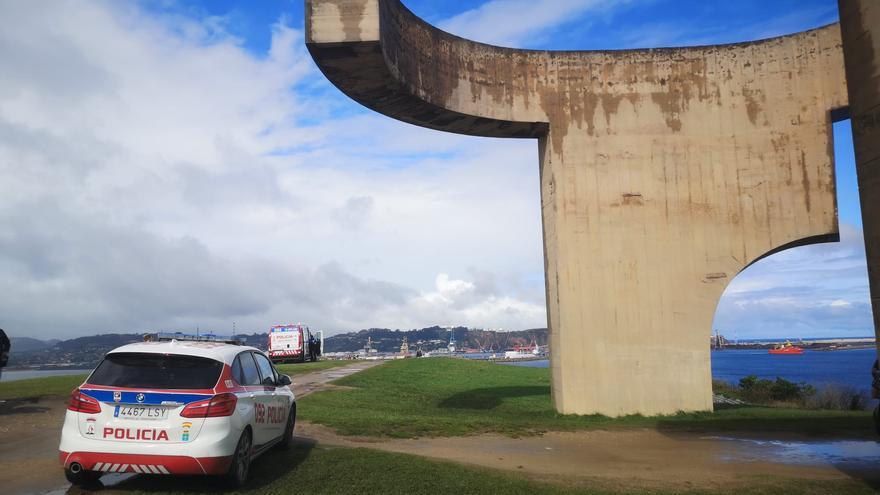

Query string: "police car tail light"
[[180, 393, 237, 418], [67, 388, 101, 414]]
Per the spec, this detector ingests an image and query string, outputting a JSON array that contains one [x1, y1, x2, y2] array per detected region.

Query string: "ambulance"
[[267, 324, 322, 363]]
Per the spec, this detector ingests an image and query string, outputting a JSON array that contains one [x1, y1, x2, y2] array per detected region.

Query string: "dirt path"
[[0, 361, 384, 495], [0, 397, 68, 495], [295, 421, 880, 491], [292, 361, 383, 398], [4, 358, 878, 494]]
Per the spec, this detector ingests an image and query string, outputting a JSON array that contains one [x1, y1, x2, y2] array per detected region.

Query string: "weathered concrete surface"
[[839, 0, 880, 352], [306, 0, 850, 416]]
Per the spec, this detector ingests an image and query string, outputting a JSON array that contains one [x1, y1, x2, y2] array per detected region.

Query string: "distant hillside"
[[9, 337, 57, 352], [323, 326, 548, 353], [5, 326, 548, 367], [9, 333, 144, 368]]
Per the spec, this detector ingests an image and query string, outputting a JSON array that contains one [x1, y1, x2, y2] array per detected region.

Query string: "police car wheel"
[[226, 429, 252, 487], [64, 466, 101, 486], [873, 405, 880, 436], [278, 405, 296, 450]]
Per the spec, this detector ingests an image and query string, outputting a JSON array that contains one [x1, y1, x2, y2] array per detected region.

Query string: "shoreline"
[[715, 343, 876, 352]]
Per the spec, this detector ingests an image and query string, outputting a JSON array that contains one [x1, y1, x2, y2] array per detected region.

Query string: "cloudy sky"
[[0, 0, 871, 340]]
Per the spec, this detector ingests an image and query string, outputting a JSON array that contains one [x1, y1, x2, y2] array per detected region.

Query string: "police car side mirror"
[[278, 374, 292, 386]]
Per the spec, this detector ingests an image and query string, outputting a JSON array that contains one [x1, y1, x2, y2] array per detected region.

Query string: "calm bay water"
[[711, 348, 875, 392], [503, 348, 877, 393], [0, 368, 90, 382]]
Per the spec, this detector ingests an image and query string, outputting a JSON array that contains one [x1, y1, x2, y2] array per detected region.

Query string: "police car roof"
[[107, 340, 260, 365]]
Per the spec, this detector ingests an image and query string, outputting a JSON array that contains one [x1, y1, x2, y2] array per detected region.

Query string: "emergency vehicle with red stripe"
[[59, 333, 296, 487], [267, 324, 322, 363]]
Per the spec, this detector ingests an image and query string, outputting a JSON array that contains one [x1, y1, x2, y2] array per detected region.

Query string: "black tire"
[[64, 466, 101, 486], [278, 403, 296, 450], [225, 428, 252, 487], [874, 405, 880, 436]]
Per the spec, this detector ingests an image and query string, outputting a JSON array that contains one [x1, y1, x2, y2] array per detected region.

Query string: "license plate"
[[114, 405, 169, 420]]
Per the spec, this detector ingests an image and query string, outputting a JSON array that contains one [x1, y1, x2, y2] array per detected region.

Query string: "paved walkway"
[[292, 361, 383, 398]]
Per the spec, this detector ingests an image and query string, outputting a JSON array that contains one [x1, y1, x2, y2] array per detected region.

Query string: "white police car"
[[59, 335, 296, 487]]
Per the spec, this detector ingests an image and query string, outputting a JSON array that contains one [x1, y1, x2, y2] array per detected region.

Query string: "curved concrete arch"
[[710, 231, 842, 344], [306, 0, 851, 416], [306, 0, 548, 138]]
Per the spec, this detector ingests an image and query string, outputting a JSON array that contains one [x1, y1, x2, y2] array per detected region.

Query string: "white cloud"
[[438, 0, 633, 47], [372, 274, 546, 331], [714, 224, 873, 339], [0, 0, 547, 339], [0, 0, 869, 342]]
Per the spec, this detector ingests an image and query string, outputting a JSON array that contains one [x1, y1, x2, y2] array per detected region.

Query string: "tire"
[[225, 428, 252, 487], [64, 466, 101, 486], [874, 405, 880, 436], [278, 403, 296, 450]]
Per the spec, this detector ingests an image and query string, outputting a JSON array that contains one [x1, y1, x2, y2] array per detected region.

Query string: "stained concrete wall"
[[838, 0, 880, 352], [306, 0, 850, 416]]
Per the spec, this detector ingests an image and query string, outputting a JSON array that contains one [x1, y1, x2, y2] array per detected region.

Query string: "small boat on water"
[[769, 341, 804, 355], [504, 338, 544, 359]]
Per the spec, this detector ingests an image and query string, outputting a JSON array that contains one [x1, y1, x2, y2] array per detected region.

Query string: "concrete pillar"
[[306, 0, 849, 416], [838, 0, 880, 350]]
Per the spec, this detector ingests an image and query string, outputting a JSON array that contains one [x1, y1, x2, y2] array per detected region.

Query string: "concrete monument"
[[305, 0, 877, 416], [838, 1, 880, 358]]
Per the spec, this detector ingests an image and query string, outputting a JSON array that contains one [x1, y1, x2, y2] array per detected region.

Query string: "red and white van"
[[267, 324, 322, 364]]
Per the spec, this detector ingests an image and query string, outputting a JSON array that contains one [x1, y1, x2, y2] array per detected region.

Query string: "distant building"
[[357, 336, 378, 358], [711, 330, 728, 350]]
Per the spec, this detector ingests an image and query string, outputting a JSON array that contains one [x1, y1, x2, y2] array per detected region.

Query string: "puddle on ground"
[[706, 436, 880, 468], [43, 473, 134, 494]]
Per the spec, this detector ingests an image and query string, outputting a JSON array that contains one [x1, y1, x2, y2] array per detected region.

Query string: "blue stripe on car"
[[80, 389, 212, 405]]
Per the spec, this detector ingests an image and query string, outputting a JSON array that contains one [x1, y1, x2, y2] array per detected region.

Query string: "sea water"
[[503, 348, 877, 393], [0, 368, 90, 382]]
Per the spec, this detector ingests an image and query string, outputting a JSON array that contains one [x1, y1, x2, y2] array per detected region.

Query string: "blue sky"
[[0, 0, 871, 340]]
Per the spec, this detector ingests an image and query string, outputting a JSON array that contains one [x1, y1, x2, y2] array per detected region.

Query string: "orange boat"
[[769, 341, 804, 355]]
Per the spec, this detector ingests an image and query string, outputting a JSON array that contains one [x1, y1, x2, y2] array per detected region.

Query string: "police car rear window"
[[87, 352, 223, 389]]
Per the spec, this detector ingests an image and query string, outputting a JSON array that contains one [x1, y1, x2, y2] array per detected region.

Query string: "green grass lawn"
[[0, 373, 88, 400], [299, 358, 873, 438], [103, 442, 875, 495], [276, 359, 363, 376]]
